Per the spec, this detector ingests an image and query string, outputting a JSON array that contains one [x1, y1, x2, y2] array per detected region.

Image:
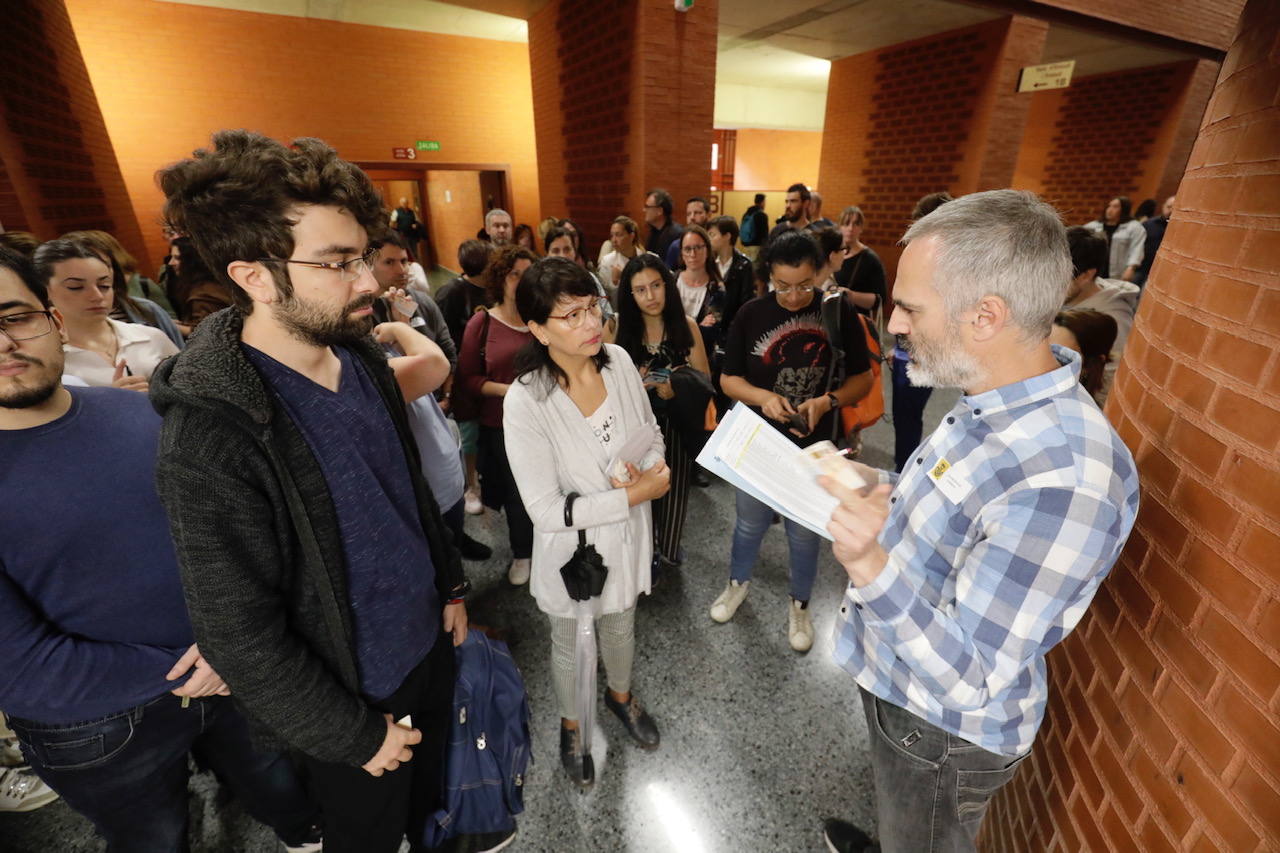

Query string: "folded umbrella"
[[559, 493, 608, 778]]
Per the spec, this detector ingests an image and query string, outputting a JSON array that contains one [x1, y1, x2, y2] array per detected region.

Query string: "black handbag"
[[558, 492, 608, 601]]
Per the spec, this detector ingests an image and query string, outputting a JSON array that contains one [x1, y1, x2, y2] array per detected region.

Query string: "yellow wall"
[[732, 129, 823, 191]]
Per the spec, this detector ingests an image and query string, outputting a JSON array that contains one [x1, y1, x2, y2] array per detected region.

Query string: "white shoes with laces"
[[508, 558, 530, 586], [709, 580, 750, 623], [789, 599, 814, 653]]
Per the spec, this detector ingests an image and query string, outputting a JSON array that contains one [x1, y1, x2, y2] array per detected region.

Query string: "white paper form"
[[696, 403, 841, 539], [608, 423, 658, 480]]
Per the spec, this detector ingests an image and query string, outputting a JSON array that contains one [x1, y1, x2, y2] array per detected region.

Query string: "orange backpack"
[[841, 311, 885, 433], [819, 291, 885, 442]]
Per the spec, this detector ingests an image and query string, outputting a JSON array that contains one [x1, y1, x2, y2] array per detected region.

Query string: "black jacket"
[[719, 249, 757, 334], [149, 309, 466, 766], [646, 219, 684, 261]]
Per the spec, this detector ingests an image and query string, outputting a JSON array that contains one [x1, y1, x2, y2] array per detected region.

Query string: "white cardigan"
[[1084, 219, 1144, 278], [503, 344, 665, 618]]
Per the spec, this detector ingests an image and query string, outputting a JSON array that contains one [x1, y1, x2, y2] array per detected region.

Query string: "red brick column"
[[816, 17, 1046, 283], [528, 0, 717, 246], [0, 0, 144, 263], [981, 0, 1280, 849]]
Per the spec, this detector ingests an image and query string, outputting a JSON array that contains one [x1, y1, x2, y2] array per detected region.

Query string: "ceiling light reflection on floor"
[[646, 783, 707, 853]]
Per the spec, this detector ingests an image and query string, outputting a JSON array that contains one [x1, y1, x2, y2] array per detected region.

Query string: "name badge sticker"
[[928, 457, 969, 504]]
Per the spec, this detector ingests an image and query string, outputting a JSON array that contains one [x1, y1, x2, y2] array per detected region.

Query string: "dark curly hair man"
[[149, 131, 505, 853]]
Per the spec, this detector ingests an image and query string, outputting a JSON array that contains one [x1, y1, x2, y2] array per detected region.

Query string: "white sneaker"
[[508, 558, 530, 586], [789, 599, 814, 653], [0, 767, 58, 812], [464, 488, 483, 515], [0, 737, 24, 768], [709, 580, 749, 623]]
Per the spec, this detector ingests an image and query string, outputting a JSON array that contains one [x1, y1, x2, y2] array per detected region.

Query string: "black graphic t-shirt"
[[722, 290, 871, 447]]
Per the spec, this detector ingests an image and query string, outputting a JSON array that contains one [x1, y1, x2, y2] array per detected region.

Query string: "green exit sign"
[[415, 140, 440, 151]]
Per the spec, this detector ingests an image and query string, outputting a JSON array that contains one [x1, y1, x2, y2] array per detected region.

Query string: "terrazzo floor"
[[1, 377, 960, 853]]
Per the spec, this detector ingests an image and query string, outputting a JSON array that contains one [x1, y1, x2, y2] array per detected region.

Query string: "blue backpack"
[[423, 631, 532, 846], [740, 209, 758, 245]]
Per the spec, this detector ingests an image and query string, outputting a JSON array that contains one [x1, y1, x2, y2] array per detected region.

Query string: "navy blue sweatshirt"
[[0, 387, 193, 723]]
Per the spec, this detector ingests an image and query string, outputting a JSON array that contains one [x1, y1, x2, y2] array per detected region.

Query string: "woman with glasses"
[[503, 257, 669, 788], [833, 206, 886, 318], [547, 226, 617, 333], [456, 245, 539, 586], [32, 238, 179, 390], [710, 231, 873, 653], [674, 225, 724, 351], [614, 254, 711, 574]]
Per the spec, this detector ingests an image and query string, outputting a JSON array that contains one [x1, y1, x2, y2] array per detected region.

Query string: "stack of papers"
[[696, 403, 854, 540]]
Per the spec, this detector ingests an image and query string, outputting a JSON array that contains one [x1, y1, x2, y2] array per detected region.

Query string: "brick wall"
[[1029, 0, 1244, 52], [632, 0, 718, 228], [818, 17, 1043, 283], [530, 0, 717, 252], [529, 0, 637, 249], [64, 0, 540, 270], [1011, 61, 1211, 224], [0, 0, 143, 259], [982, 0, 1280, 848]]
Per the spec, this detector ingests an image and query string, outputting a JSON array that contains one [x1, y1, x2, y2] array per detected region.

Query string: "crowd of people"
[[0, 128, 1147, 853]]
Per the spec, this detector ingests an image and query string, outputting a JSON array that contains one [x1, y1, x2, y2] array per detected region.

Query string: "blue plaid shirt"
[[833, 347, 1139, 756]]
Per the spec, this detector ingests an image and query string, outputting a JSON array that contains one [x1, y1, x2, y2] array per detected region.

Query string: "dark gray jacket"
[[149, 309, 466, 766]]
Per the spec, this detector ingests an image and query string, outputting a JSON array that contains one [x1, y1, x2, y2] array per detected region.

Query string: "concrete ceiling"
[[717, 0, 1196, 90], [157, 0, 529, 42], [160, 0, 1197, 130]]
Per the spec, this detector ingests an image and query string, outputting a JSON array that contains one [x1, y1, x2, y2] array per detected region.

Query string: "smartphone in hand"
[[786, 412, 811, 435]]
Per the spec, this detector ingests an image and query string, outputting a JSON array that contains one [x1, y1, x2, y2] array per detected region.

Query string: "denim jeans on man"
[[859, 687, 1026, 852], [729, 487, 821, 600], [8, 693, 317, 853]]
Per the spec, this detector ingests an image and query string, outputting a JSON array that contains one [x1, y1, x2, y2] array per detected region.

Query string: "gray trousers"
[[548, 607, 636, 721], [860, 687, 1027, 853]]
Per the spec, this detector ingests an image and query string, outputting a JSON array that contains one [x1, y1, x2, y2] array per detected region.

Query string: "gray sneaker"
[[0, 767, 58, 813]]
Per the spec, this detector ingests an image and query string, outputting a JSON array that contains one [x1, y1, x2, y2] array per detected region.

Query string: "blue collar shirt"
[[832, 346, 1140, 756]]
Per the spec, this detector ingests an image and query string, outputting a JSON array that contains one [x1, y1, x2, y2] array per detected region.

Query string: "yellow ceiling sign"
[[1017, 60, 1076, 93]]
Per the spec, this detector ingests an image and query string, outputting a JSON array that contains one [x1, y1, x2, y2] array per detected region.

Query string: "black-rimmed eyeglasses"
[[255, 249, 376, 282], [0, 311, 55, 343]]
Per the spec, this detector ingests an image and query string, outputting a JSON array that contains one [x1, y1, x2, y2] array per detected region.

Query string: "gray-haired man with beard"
[[819, 191, 1139, 853], [150, 131, 511, 853]]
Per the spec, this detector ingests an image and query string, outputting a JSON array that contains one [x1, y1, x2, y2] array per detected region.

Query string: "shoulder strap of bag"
[[564, 491, 586, 548], [479, 309, 493, 365], [820, 292, 850, 443]]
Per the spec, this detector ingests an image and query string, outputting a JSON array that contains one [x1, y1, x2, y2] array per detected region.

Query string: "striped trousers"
[[652, 415, 692, 563]]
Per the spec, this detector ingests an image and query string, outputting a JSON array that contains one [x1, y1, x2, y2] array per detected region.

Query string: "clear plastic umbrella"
[[559, 493, 608, 777]]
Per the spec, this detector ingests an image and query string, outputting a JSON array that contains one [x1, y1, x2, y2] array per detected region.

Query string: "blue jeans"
[[8, 694, 317, 853], [728, 486, 821, 602], [891, 356, 933, 473]]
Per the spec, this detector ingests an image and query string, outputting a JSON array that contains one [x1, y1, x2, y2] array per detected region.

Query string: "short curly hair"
[[156, 130, 384, 313], [483, 245, 537, 306]]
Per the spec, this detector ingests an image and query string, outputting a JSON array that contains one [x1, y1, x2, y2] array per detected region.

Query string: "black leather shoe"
[[822, 818, 875, 853], [692, 469, 710, 488], [459, 533, 492, 561], [559, 726, 594, 789], [603, 691, 660, 750]]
